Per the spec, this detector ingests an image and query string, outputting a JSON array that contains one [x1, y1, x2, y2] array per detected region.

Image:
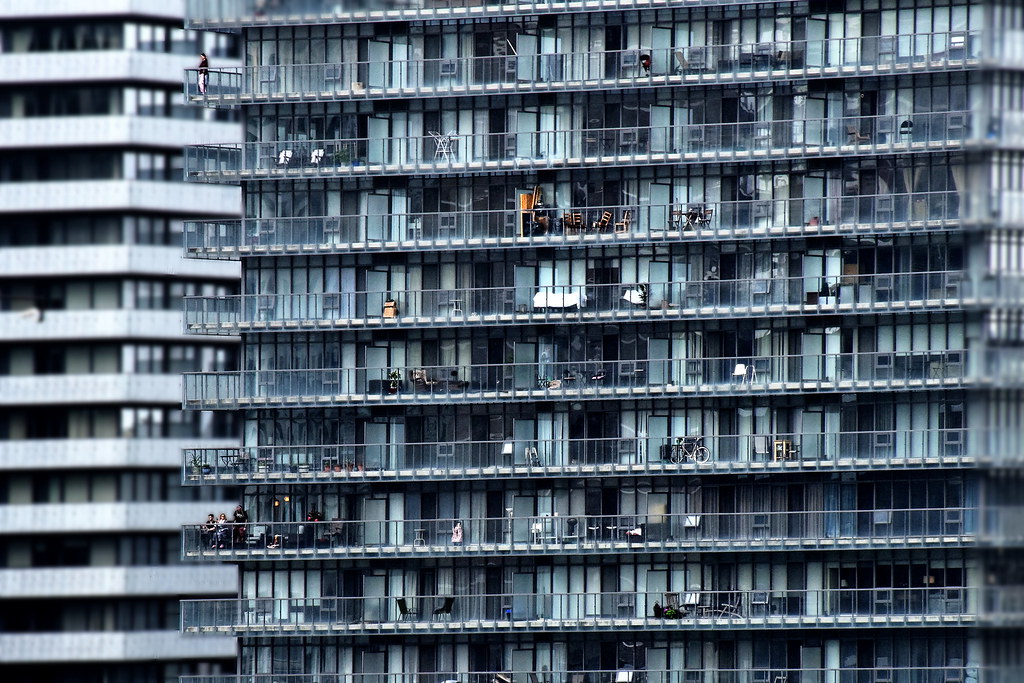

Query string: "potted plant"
[[332, 147, 351, 165], [387, 369, 402, 394], [188, 453, 209, 476], [638, 283, 649, 307]]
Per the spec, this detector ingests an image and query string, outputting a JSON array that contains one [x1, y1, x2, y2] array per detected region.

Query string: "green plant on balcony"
[[188, 453, 210, 476], [333, 146, 351, 164], [387, 369, 402, 393]]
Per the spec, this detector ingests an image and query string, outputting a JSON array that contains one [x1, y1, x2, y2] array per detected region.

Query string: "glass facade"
[[181, 0, 1024, 681]]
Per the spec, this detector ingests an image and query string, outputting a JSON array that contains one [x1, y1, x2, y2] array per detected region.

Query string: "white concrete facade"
[[0, 116, 242, 150], [0, 179, 239, 215], [0, 501, 232, 540], [0, 437, 237, 470], [0, 245, 239, 278], [0, 1, 240, 676], [0, 310, 226, 342], [0, 373, 182, 406], [0, 565, 237, 599], [0, 631, 237, 664]]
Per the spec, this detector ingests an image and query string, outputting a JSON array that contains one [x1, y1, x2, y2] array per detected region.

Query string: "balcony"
[[0, 565, 236, 599], [0, 437, 237, 472], [0, 502, 241, 535], [183, 192, 984, 259], [183, 271, 981, 335], [0, 50, 203, 89], [0, 630, 236, 664], [0, 373, 181, 406], [0, 179, 238, 216], [182, 349, 986, 410], [0, 116, 240, 151], [0, 245, 237, 280], [182, 507, 979, 561], [179, 668, 1011, 683], [184, 112, 975, 184], [180, 586, 983, 636], [184, 32, 979, 104], [185, 0, 802, 29], [181, 428, 986, 486], [0, 310, 188, 342]]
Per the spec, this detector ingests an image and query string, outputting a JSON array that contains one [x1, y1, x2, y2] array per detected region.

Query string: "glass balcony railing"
[[184, 32, 980, 103], [181, 428, 994, 485], [181, 586, 985, 635], [183, 271, 982, 334], [179, 667, 1012, 683], [183, 192, 981, 258], [182, 349, 986, 409], [182, 507, 981, 559], [186, 1, 809, 28], [184, 112, 974, 183]]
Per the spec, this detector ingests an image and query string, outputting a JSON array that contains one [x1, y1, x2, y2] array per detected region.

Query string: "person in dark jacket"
[[198, 53, 209, 94], [232, 505, 249, 543]]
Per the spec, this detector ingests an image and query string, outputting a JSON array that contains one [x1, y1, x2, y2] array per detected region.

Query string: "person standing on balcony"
[[198, 53, 209, 94], [233, 505, 249, 543]]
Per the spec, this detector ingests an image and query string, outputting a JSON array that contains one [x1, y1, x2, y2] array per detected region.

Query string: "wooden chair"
[[563, 212, 583, 234], [698, 208, 714, 226], [847, 126, 871, 143], [591, 210, 612, 232], [614, 209, 633, 233]]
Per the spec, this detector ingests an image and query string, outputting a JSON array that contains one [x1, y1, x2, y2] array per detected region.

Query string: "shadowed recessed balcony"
[[182, 349, 995, 410], [180, 585, 988, 636], [184, 32, 980, 104], [183, 192, 983, 258], [186, 0, 813, 29], [182, 271, 992, 335], [184, 112, 976, 183], [181, 507, 985, 561], [180, 427, 995, 486], [178, 666, 1013, 683]]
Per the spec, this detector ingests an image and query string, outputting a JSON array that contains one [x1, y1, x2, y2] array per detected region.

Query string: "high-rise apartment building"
[[0, 2, 242, 680], [180, 0, 1023, 681]]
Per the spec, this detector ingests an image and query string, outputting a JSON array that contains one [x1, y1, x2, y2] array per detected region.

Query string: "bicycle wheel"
[[693, 446, 711, 463]]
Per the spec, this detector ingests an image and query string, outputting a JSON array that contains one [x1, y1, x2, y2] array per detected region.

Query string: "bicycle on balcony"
[[670, 436, 711, 464]]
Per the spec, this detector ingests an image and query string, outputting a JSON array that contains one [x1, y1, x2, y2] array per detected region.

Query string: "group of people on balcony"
[[201, 505, 249, 548]]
